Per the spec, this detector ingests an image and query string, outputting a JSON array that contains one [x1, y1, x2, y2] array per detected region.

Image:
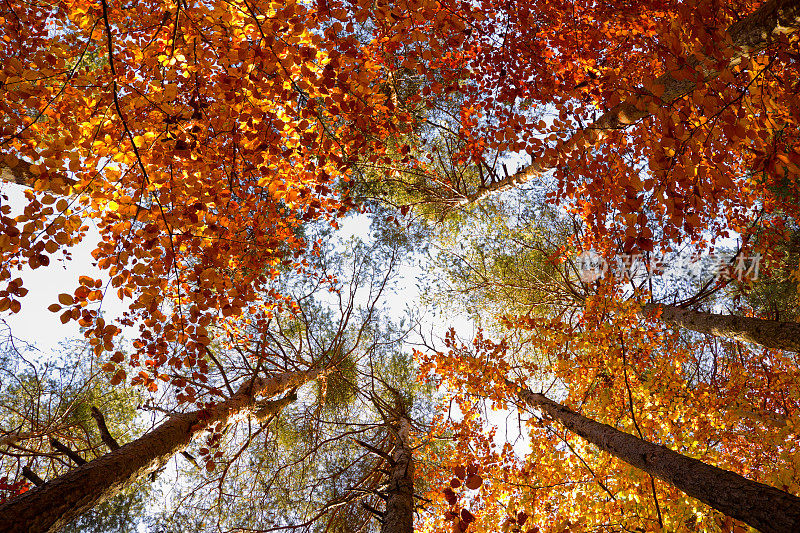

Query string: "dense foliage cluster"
[[1, 0, 799, 531]]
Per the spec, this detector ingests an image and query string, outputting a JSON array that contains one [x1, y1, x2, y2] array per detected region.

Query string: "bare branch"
[[352, 438, 395, 465], [22, 466, 44, 487], [90, 406, 120, 451], [49, 438, 87, 466]]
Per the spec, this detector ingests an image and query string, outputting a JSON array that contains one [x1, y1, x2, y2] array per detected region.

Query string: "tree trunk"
[[511, 382, 800, 533], [380, 415, 414, 533], [0, 154, 77, 190], [643, 302, 800, 352], [0, 369, 321, 533], [459, 0, 800, 206], [0, 154, 151, 217]]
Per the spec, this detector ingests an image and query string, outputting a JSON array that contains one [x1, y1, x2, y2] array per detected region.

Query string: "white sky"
[[1, 183, 129, 353]]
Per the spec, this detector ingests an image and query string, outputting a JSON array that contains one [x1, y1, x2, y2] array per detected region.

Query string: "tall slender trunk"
[[458, 0, 800, 206], [511, 382, 800, 533], [380, 415, 414, 533], [642, 302, 800, 352], [0, 369, 322, 533]]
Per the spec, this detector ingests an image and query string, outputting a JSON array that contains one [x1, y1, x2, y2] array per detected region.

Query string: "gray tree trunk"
[[513, 383, 800, 533], [643, 302, 800, 352], [0, 369, 321, 533], [380, 415, 414, 533], [459, 0, 800, 205]]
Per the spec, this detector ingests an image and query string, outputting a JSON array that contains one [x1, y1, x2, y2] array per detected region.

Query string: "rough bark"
[[0, 368, 322, 533], [643, 302, 800, 352], [1, 161, 42, 188], [460, 0, 800, 205], [380, 416, 414, 533], [512, 382, 800, 533]]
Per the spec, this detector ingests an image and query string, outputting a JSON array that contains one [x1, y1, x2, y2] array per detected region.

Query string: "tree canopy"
[[1, 0, 800, 531]]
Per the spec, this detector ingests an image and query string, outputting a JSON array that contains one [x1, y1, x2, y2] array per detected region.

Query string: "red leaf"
[[461, 509, 476, 524], [465, 474, 483, 490]]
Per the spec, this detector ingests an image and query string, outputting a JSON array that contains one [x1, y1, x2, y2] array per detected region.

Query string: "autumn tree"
[[2, 0, 800, 531], [419, 322, 800, 532], [0, 222, 420, 531], [507, 382, 800, 533], [424, 0, 800, 237], [0, 0, 472, 527], [422, 208, 800, 525], [398, 0, 800, 360], [0, 0, 477, 430], [145, 344, 441, 533], [425, 187, 800, 382], [143, 239, 443, 532], [417, 185, 800, 528]]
